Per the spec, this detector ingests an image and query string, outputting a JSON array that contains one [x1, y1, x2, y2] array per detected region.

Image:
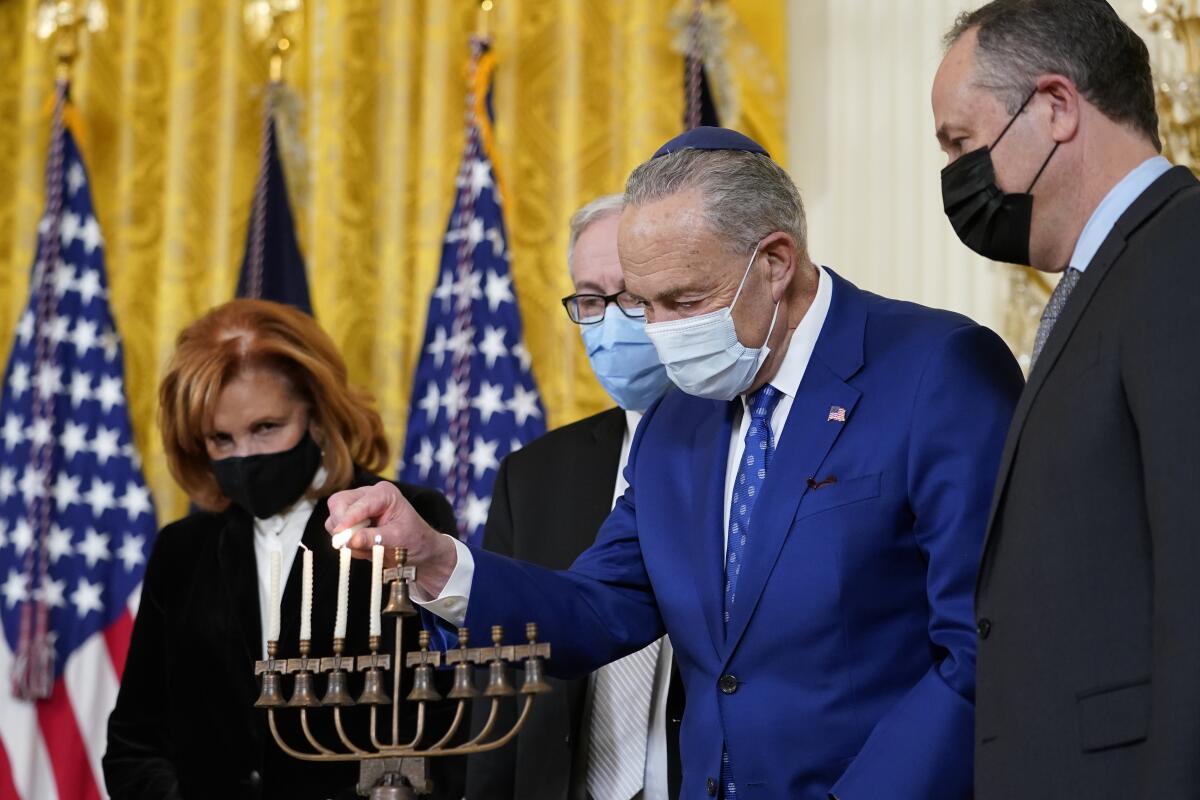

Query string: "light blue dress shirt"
[[1070, 156, 1173, 272]]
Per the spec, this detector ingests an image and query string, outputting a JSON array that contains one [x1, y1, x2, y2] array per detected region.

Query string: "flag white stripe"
[[64, 630, 119, 796], [0, 632, 60, 800], [126, 583, 141, 619], [28, 731, 58, 800]]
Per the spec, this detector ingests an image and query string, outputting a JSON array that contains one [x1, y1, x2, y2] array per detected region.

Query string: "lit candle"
[[267, 548, 281, 643], [299, 546, 313, 643], [334, 545, 351, 641], [369, 538, 384, 638]]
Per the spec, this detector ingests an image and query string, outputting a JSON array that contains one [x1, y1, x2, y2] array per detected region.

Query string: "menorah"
[[252, 545, 552, 800]]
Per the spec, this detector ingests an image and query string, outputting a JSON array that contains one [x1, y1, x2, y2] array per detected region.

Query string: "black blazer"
[[464, 408, 684, 800], [103, 470, 466, 800], [974, 166, 1200, 799]]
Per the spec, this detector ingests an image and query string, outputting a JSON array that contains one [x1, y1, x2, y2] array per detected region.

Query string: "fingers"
[[325, 481, 434, 565], [325, 487, 370, 532], [330, 522, 365, 550], [326, 482, 401, 534]]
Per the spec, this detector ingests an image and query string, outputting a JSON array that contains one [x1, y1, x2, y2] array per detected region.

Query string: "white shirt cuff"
[[410, 534, 474, 627]]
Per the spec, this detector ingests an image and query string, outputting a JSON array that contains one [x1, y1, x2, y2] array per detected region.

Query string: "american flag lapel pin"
[[827, 405, 847, 423]]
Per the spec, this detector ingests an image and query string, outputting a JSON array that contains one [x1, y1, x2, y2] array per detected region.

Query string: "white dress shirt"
[[721, 266, 832, 545], [1069, 156, 1172, 274], [599, 409, 673, 800], [252, 472, 321, 659]]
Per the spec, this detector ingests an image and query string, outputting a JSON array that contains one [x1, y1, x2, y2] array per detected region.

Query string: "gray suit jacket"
[[974, 166, 1200, 799]]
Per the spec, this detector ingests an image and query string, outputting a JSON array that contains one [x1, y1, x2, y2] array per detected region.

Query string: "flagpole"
[[686, 0, 704, 130], [243, 0, 304, 301], [13, 0, 106, 703], [35, 0, 107, 84]]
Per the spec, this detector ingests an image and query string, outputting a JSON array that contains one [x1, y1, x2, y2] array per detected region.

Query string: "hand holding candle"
[[330, 521, 366, 550], [326, 482, 459, 599]]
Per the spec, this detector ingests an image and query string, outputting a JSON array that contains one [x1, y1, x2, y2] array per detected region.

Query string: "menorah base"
[[357, 757, 431, 799]]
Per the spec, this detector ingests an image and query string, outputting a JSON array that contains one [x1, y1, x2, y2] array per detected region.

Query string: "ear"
[[1036, 74, 1081, 144], [758, 231, 797, 303]]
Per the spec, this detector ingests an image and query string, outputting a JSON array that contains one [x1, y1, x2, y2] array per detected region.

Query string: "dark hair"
[[946, 0, 1161, 151]]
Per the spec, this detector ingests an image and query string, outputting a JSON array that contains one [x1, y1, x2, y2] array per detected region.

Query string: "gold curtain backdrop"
[[0, 0, 787, 522]]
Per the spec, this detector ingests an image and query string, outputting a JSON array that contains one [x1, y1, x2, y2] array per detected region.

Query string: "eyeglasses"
[[561, 291, 646, 325]]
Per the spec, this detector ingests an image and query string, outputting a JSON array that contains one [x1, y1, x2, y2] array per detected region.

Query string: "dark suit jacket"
[[975, 166, 1200, 799], [464, 408, 684, 800], [103, 470, 466, 800]]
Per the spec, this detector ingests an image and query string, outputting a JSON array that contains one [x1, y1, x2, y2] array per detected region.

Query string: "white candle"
[[267, 548, 282, 643], [334, 545, 351, 641], [369, 541, 384, 638], [299, 547, 313, 643]]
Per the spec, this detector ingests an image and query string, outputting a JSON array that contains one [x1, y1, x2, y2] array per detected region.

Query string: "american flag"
[[0, 86, 156, 799], [398, 39, 546, 545]]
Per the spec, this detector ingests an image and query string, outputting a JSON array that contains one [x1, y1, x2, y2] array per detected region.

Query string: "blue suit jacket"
[[437, 270, 1023, 799]]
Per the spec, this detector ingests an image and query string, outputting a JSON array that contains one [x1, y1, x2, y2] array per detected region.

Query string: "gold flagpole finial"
[[35, 0, 107, 83], [477, 0, 494, 42], [244, 0, 303, 85]]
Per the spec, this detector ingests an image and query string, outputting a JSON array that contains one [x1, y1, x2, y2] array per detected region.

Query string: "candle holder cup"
[[253, 547, 553, 799]]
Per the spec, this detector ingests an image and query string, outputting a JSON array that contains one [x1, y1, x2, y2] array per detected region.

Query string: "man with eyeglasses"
[[464, 194, 683, 800], [328, 128, 1024, 799]]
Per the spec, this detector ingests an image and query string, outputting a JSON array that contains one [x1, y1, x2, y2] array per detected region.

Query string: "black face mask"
[[941, 90, 1059, 266], [211, 431, 323, 519]]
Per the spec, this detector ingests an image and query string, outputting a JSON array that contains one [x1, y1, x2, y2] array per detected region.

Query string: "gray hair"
[[623, 149, 807, 256], [566, 194, 625, 271], [945, 0, 1160, 150]]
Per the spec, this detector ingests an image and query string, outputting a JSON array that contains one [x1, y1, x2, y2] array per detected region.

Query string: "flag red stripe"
[[36, 677, 102, 800], [0, 738, 20, 800], [103, 610, 134, 679]]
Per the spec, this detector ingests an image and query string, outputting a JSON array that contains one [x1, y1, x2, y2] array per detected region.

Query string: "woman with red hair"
[[103, 299, 463, 800]]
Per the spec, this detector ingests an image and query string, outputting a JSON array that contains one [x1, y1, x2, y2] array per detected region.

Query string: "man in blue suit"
[[328, 128, 1023, 799]]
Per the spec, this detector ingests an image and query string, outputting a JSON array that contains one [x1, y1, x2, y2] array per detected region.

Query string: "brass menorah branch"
[[253, 547, 552, 798]]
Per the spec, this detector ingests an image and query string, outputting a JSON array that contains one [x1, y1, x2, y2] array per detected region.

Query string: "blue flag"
[[398, 42, 546, 545], [0, 96, 156, 705], [237, 103, 312, 314]]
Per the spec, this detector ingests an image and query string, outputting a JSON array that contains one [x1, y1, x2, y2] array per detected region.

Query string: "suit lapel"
[[215, 510, 263, 743], [688, 400, 737, 660], [980, 166, 1199, 566], [723, 268, 867, 661], [584, 407, 627, 530], [217, 511, 261, 665], [723, 361, 861, 660]]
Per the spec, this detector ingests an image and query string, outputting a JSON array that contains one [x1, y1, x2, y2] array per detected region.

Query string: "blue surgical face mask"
[[580, 305, 673, 411], [643, 242, 779, 402]]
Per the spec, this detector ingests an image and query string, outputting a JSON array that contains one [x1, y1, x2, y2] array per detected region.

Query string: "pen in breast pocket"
[[806, 475, 838, 490]]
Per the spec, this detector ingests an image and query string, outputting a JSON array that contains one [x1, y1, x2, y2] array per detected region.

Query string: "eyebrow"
[[936, 123, 968, 146], [630, 282, 710, 303]]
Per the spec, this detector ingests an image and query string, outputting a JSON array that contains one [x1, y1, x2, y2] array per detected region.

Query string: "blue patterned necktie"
[[721, 383, 783, 798], [1030, 267, 1081, 367]]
